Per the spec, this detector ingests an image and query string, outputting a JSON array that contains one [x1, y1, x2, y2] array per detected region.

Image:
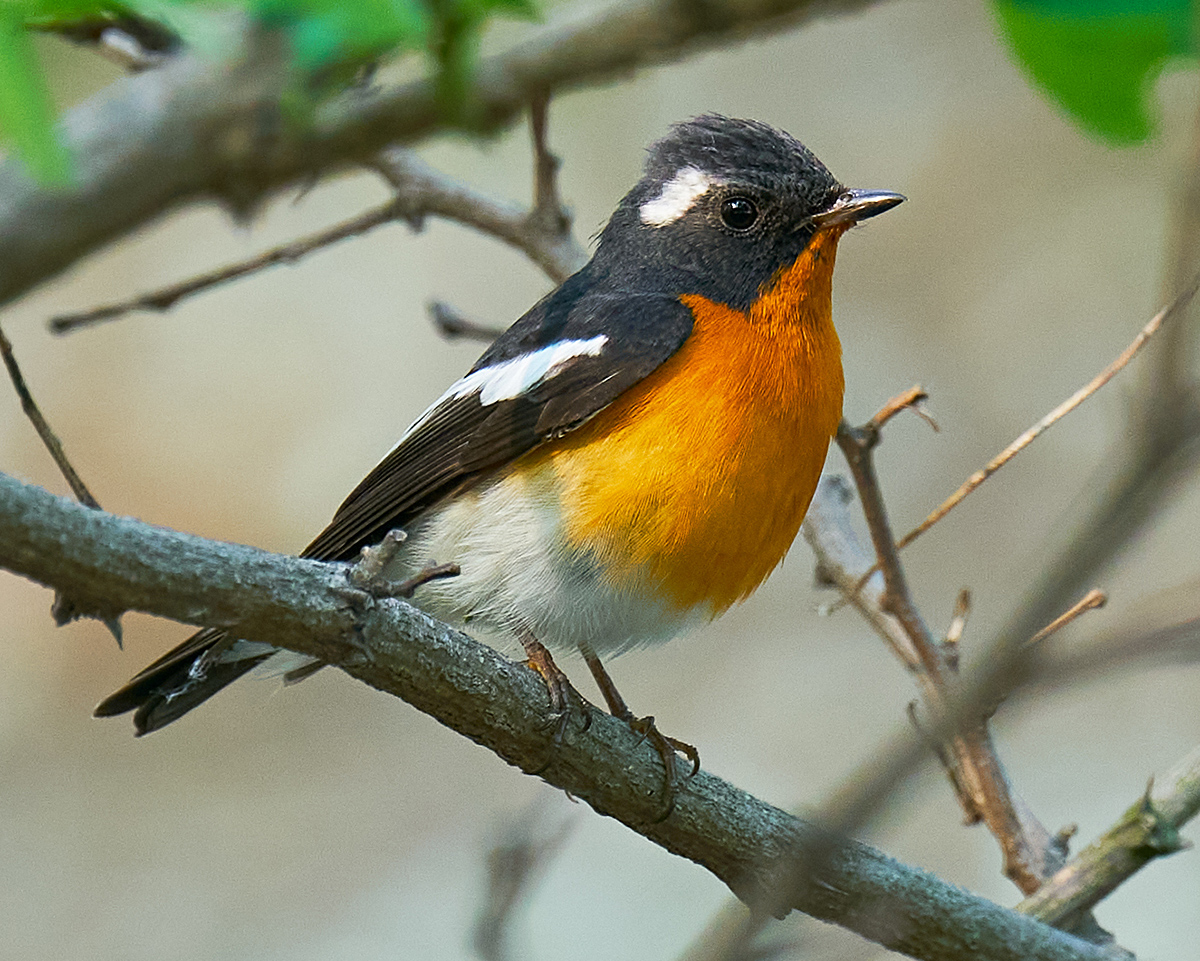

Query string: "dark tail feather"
[[94, 628, 275, 735]]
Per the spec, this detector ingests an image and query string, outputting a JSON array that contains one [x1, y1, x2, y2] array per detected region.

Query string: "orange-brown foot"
[[519, 631, 590, 742], [628, 714, 701, 820], [580, 648, 700, 818]]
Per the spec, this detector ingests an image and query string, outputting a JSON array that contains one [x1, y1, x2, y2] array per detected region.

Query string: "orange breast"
[[536, 225, 848, 616]]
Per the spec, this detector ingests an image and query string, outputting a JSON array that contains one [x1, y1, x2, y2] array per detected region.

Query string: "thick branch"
[[0, 471, 1114, 961], [0, 0, 887, 310]]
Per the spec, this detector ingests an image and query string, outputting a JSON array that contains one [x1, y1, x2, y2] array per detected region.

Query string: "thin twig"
[[845, 276, 1200, 601], [1028, 590, 1107, 648], [51, 134, 589, 336], [0, 326, 100, 507], [394, 561, 460, 598], [375, 148, 588, 284], [868, 383, 937, 433], [50, 202, 402, 334], [895, 276, 1200, 554], [0, 325, 123, 641]]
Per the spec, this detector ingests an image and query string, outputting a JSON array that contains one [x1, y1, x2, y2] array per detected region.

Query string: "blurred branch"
[[51, 96, 586, 335], [50, 127, 586, 335], [0, 471, 1117, 961], [1018, 745, 1200, 930], [473, 807, 574, 961], [0, 0, 891, 312], [429, 301, 506, 342]]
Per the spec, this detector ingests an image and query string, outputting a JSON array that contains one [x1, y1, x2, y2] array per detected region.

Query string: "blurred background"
[[2, 0, 1199, 957]]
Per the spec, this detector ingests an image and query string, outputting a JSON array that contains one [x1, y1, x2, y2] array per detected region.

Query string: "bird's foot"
[[519, 632, 591, 744], [581, 648, 699, 820]]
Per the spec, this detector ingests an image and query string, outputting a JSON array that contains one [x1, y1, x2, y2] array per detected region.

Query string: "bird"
[[96, 115, 903, 785]]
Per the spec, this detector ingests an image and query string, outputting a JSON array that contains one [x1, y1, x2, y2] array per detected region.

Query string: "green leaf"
[[0, 12, 71, 182], [993, 0, 1195, 144], [0, 0, 540, 183]]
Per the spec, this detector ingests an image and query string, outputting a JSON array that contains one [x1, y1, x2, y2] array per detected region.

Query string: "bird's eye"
[[720, 196, 758, 231]]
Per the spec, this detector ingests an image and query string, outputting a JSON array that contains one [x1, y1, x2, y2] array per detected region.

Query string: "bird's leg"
[[517, 627, 589, 742], [580, 646, 700, 813]]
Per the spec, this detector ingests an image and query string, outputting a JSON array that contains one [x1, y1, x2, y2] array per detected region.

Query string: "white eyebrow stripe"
[[395, 335, 610, 446], [639, 165, 717, 227]]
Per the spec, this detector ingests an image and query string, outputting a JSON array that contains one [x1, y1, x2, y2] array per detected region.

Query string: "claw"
[[580, 647, 700, 819]]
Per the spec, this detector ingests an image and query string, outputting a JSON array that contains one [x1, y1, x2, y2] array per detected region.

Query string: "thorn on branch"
[[1054, 823, 1078, 858], [394, 562, 461, 599], [942, 588, 970, 670], [867, 384, 937, 433]]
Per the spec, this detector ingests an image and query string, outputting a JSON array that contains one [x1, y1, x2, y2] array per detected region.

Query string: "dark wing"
[[300, 285, 694, 561], [95, 283, 693, 734]]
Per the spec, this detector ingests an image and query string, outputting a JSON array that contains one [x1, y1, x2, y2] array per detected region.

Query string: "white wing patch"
[[639, 165, 717, 227], [396, 335, 609, 446]]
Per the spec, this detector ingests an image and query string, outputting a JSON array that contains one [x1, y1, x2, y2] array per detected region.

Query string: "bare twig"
[[429, 301, 506, 342], [868, 383, 937, 432], [895, 276, 1200, 554], [823, 414, 1058, 896], [374, 147, 588, 284], [50, 202, 403, 333], [394, 561, 460, 598], [0, 472, 1116, 961], [0, 325, 123, 641], [824, 413, 1046, 888], [1028, 590, 1107, 647], [1018, 745, 1200, 931], [0, 326, 99, 507]]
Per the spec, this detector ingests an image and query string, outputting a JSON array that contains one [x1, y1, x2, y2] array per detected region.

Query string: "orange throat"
[[538, 226, 848, 616]]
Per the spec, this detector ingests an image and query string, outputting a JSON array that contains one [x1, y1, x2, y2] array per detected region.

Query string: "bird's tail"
[[93, 628, 277, 735]]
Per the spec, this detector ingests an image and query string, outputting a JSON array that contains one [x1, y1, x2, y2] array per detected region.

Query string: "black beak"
[[811, 188, 905, 229]]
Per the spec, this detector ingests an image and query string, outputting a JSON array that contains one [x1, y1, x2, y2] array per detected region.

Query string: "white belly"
[[388, 465, 708, 657]]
